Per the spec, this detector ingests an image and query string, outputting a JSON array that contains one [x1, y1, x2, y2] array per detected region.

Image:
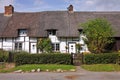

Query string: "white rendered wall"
[[24, 37, 29, 52], [0, 37, 30, 52], [15, 37, 24, 42], [60, 41, 67, 53], [0, 34, 89, 53], [2, 38, 13, 51], [30, 38, 37, 42], [49, 35, 60, 43]]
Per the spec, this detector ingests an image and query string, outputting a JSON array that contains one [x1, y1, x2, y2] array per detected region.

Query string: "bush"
[[15, 53, 71, 66], [84, 53, 118, 64], [0, 50, 9, 62], [117, 53, 120, 64]]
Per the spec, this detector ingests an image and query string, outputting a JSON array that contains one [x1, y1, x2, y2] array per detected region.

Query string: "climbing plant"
[[37, 38, 52, 53]]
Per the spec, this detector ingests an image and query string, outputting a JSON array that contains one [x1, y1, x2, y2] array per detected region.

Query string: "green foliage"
[[14, 64, 75, 72], [37, 38, 52, 53], [0, 64, 75, 73], [84, 53, 118, 64], [15, 53, 71, 66], [81, 18, 114, 53], [9, 51, 29, 62], [16, 51, 29, 54], [76, 43, 82, 53], [0, 50, 9, 62], [81, 64, 120, 72]]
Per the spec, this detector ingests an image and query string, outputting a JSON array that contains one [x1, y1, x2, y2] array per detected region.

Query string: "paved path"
[[0, 67, 120, 80]]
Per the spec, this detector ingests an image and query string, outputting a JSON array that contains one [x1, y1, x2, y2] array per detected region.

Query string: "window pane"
[[15, 43, 18, 50], [56, 44, 59, 51], [47, 30, 56, 35], [52, 44, 55, 51], [18, 29, 27, 36], [19, 43, 22, 50], [53, 30, 56, 35], [15, 43, 22, 51]]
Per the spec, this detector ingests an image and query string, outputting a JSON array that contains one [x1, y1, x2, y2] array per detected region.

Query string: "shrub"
[[117, 53, 120, 64], [15, 53, 71, 66], [84, 53, 118, 64], [0, 50, 9, 62]]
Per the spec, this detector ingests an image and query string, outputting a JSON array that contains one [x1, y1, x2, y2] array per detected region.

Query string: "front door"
[[68, 43, 76, 53], [30, 43, 37, 53]]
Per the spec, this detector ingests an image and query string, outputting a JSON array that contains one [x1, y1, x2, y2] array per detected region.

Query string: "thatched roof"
[[0, 11, 120, 37]]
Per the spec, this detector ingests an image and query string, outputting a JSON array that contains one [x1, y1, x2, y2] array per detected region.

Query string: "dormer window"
[[78, 29, 83, 34], [18, 29, 27, 36], [47, 29, 56, 36]]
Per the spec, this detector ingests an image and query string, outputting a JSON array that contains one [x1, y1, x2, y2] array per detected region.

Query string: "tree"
[[76, 43, 82, 53], [80, 18, 114, 53], [37, 38, 52, 53]]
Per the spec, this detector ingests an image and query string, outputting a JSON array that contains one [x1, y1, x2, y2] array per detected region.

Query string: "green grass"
[[81, 64, 120, 72], [0, 68, 15, 73], [0, 64, 75, 73], [15, 64, 75, 71], [0, 64, 5, 69]]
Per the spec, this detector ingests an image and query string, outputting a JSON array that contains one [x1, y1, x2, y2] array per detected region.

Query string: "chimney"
[[4, 5, 14, 16], [67, 5, 74, 13]]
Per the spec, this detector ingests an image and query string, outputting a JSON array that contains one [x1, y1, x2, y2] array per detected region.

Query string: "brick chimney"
[[4, 5, 14, 16], [67, 5, 73, 13]]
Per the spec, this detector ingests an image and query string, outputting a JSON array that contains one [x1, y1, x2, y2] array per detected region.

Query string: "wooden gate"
[[72, 53, 83, 66]]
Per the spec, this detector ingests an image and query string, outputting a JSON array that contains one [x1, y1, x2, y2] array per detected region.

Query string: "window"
[[56, 44, 59, 51], [47, 30, 56, 36], [18, 29, 27, 36], [15, 43, 22, 51], [78, 29, 83, 34], [52, 43, 59, 52]]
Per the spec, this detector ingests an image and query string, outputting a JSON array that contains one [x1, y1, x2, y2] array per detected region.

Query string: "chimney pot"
[[67, 5, 74, 13], [4, 5, 14, 16]]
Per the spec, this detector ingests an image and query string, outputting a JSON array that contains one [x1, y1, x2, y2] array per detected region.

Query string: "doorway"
[[68, 42, 76, 53], [30, 43, 37, 53]]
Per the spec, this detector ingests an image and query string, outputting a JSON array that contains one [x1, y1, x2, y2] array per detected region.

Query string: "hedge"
[[0, 50, 9, 62], [15, 53, 72, 66], [84, 53, 119, 64]]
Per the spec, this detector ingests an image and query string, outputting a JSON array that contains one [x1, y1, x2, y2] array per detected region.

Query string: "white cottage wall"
[[2, 38, 13, 51], [60, 41, 67, 53], [0, 34, 88, 54]]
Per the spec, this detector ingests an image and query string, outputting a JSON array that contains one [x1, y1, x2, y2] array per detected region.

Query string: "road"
[[0, 67, 120, 80], [0, 72, 120, 80]]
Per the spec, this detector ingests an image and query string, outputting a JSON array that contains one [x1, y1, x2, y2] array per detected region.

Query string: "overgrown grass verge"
[[14, 64, 75, 71], [0, 64, 5, 69], [0, 68, 15, 73], [0, 64, 75, 73], [81, 64, 120, 72]]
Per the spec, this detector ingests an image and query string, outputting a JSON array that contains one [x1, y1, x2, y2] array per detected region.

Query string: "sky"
[[0, 0, 120, 13]]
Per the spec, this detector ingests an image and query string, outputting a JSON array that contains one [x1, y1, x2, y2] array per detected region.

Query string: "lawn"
[[0, 64, 5, 69], [0, 64, 75, 73], [15, 64, 75, 71], [81, 64, 120, 72]]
